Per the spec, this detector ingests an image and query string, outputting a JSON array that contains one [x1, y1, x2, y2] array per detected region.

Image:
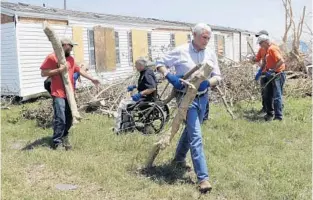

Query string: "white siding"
[[241, 33, 248, 59], [208, 32, 216, 53], [233, 33, 240, 62], [224, 33, 234, 60], [1, 22, 20, 95], [252, 36, 259, 52], [17, 23, 72, 97], [151, 31, 171, 60]]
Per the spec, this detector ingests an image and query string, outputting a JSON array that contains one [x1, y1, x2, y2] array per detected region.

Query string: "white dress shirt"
[[156, 42, 222, 81]]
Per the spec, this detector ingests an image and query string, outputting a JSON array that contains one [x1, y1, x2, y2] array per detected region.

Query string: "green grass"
[[1, 97, 312, 200]]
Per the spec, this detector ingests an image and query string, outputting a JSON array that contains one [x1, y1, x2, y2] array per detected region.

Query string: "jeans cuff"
[[198, 177, 209, 183]]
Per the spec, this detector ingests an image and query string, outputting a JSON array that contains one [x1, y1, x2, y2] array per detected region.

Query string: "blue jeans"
[[175, 92, 209, 182], [264, 72, 286, 119], [52, 97, 73, 144]]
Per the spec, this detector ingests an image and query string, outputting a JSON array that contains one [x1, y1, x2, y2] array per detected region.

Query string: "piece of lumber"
[[162, 64, 202, 105]]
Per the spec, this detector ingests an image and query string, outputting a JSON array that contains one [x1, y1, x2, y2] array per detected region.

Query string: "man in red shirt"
[[40, 38, 99, 150]]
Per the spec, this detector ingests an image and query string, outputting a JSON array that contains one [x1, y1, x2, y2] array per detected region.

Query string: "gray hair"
[[135, 57, 155, 67], [192, 23, 212, 36]]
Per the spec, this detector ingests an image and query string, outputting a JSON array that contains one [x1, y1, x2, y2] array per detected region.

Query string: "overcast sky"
[[4, 0, 312, 42]]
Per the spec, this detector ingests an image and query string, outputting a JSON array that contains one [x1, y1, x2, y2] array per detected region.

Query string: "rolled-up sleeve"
[[209, 52, 222, 81], [156, 48, 181, 68]]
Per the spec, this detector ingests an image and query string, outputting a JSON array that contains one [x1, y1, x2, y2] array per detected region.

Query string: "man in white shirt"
[[156, 23, 221, 193]]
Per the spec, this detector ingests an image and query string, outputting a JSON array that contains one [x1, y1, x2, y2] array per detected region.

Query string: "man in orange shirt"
[[257, 35, 286, 121], [251, 30, 269, 113], [40, 38, 100, 150]]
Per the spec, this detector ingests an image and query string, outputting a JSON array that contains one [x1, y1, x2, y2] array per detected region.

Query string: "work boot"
[[199, 180, 212, 193], [51, 142, 61, 150], [62, 137, 72, 151], [264, 114, 274, 121], [171, 159, 192, 171], [274, 117, 283, 121], [258, 107, 266, 114]]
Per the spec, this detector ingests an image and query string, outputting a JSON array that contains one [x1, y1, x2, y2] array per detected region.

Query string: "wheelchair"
[[119, 98, 170, 134]]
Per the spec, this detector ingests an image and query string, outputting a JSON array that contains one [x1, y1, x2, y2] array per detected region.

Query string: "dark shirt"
[[137, 68, 157, 101]]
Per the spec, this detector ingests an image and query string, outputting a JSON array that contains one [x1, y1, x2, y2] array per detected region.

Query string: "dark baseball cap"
[[255, 30, 269, 37]]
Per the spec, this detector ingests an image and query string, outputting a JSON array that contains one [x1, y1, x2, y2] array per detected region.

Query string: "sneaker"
[[171, 159, 192, 171], [264, 114, 274, 121], [199, 180, 212, 193], [62, 137, 72, 151]]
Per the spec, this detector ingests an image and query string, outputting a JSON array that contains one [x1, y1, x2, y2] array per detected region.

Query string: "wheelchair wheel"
[[131, 102, 167, 134]]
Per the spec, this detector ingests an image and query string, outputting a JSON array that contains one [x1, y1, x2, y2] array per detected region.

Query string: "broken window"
[[187, 34, 192, 43], [115, 31, 120, 66], [214, 34, 225, 57], [170, 33, 176, 48], [147, 32, 152, 60], [127, 31, 133, 65], [87, 29, 96, 69]]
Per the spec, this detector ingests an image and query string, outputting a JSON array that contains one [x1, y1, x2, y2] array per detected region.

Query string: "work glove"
[[254, 67, 262, 81], [266, 69, 275, 78], [127, 85, 137, 92], [198, 80, 210, 91], [131, 93, 142, 102], [165, 73, 184, 90]]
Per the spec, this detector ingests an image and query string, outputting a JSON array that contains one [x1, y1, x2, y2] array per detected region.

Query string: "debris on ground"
[[18, 59, 311, 128]]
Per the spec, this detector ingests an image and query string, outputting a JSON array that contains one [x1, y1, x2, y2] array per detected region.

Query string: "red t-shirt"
[[40, 53, 80, 98]]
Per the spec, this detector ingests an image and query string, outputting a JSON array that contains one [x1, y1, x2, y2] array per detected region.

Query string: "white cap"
[[257, 34, 270, 44]]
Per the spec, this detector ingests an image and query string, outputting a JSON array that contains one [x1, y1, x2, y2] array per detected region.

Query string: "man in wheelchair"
[[114, 58, 169, 134]]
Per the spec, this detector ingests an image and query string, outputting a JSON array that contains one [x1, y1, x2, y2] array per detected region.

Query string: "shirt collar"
[[190, 41, 205, 53]]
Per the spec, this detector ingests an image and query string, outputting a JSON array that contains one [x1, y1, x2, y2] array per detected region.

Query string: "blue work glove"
[[165, 73, 184, 90], [266, 69, 275, 78], [131, 93, 142, 102], [198, 80, 210, 91], [254, 67, 262, 81], [127, 85, 137, 92]]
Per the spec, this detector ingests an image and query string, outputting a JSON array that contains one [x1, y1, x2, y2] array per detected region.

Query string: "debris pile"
[[19, 60, 311, 128]]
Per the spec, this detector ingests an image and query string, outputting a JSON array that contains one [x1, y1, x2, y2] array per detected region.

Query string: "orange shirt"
[[265, 44, 285, 72], [255, 47, 267, 62], [40, 53, 80, 98], [255, 47, 267, 72]]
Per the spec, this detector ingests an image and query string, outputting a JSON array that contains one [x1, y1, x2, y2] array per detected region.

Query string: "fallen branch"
[[215, 86, 236, 119]]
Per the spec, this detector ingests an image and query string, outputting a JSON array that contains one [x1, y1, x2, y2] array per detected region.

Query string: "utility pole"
[[64, 0, 67, 10]]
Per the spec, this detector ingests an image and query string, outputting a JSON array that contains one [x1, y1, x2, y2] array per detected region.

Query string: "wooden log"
[[146, 63, 213, 168], [43, 22, 81, 123], [162, 64, 202, 105]]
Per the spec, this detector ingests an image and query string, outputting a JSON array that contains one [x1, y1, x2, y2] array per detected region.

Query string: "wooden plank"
[[72, 26, 84, 63], [103, 28, 116, 71], [175, 32, 188, 46], [94, 26, 106, 72], [131, 29, 148, 63]]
